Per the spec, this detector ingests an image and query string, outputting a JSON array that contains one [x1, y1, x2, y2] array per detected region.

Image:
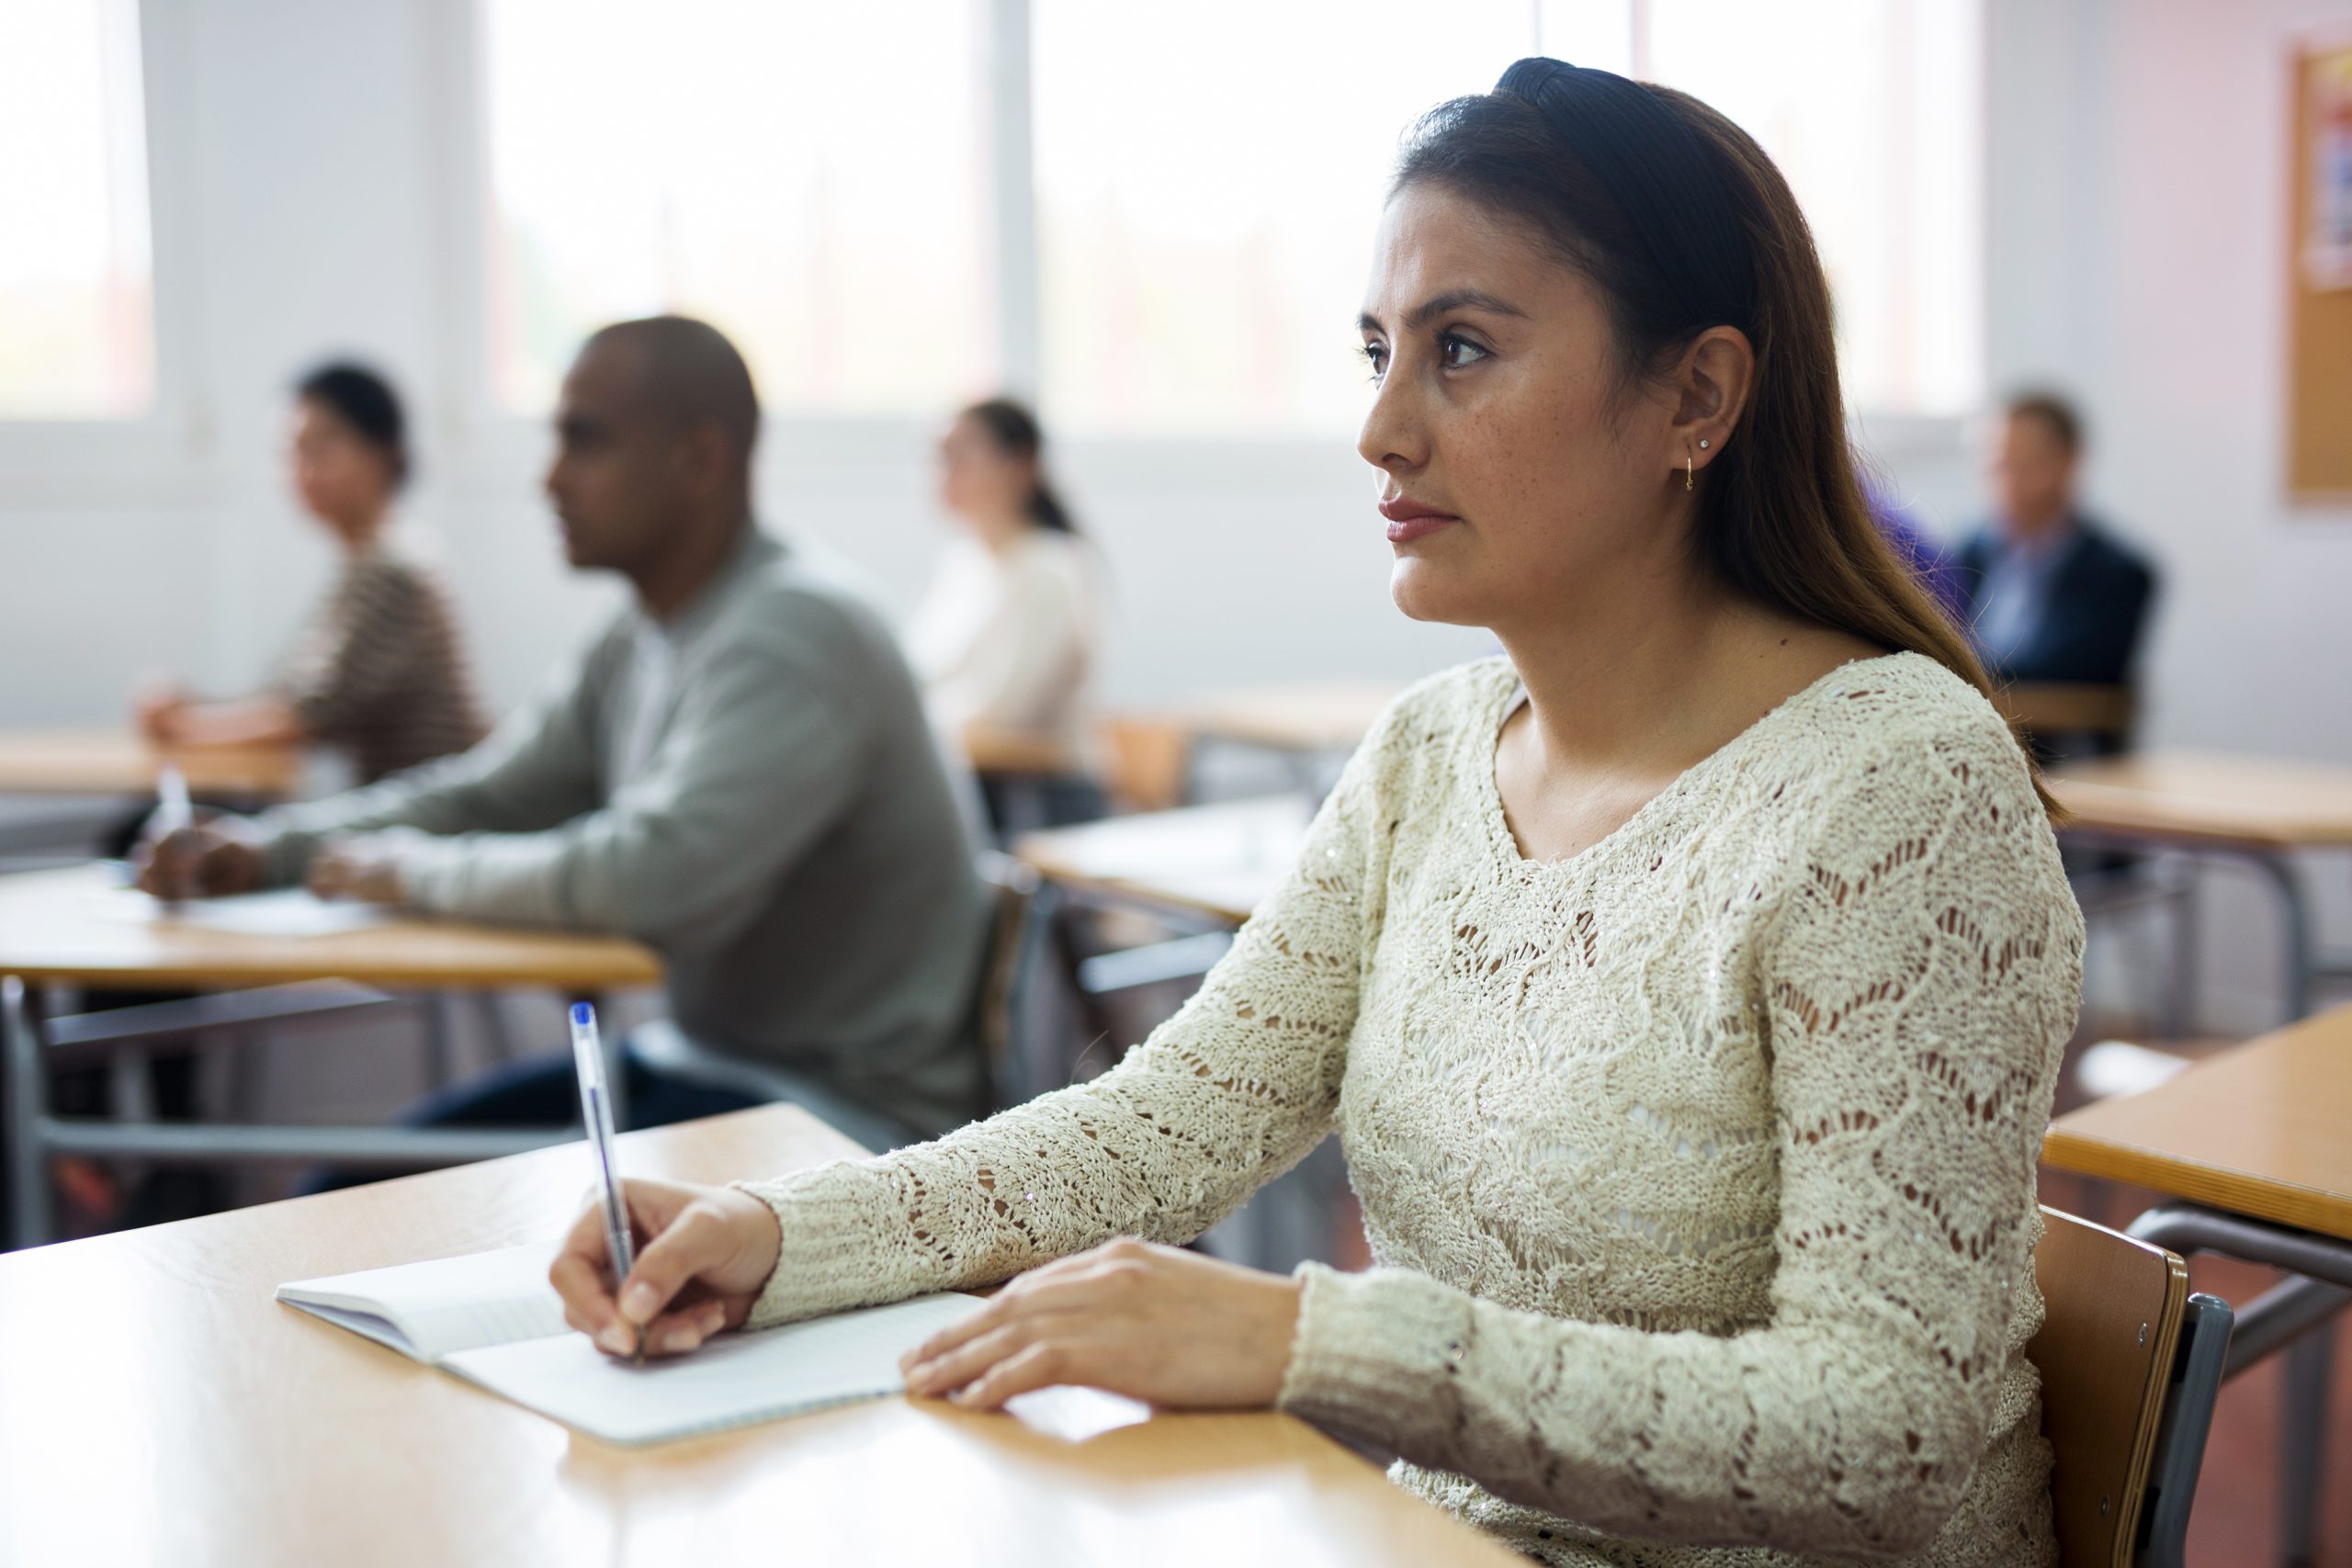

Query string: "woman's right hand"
[[548, 1178, 783, 1359], [132, 675, 187, 742]]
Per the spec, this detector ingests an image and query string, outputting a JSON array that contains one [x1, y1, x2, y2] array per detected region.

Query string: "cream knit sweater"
[[740, 653, 2083, 1567]]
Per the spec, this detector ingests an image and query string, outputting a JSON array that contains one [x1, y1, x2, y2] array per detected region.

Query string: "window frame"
[[0, 0, 224, 500]]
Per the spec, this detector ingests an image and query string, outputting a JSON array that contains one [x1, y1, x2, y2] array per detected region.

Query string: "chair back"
[[2030, 1206, 2189, 1564], [1097, 716, 1193, 813], [970, 851, 1042, 1105], [1996, 682, 2138, 753]]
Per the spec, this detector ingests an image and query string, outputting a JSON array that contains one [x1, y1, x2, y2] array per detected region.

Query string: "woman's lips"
[[1378, 497, 1463, 545]]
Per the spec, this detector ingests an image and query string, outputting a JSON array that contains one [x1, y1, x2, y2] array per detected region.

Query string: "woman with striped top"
[[137, 362, 484, 784]]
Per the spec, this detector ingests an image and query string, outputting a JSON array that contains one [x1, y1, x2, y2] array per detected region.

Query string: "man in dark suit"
[[1953, 391, 2157, 695]]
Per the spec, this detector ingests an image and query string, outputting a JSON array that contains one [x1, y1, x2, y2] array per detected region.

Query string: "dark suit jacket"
[[1953, 518, 2157, 688]]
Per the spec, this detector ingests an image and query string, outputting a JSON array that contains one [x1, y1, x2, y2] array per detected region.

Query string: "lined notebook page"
[[277, 1244, 568, 1362], [442, 1292, 984, 1446]]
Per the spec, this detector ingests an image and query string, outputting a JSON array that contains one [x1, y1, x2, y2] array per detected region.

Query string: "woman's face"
[[935, 415, 1034, 529], [1357, 183, 1681, 633], [288, 398, 394, 530]]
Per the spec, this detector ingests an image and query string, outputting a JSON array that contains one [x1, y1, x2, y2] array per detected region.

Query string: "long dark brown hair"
[[1397, 63, 2055, 817]]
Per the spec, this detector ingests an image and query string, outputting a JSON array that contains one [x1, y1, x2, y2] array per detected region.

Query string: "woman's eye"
[[1359, 342, 1388, 380], [1439, 333, 1488, 369]]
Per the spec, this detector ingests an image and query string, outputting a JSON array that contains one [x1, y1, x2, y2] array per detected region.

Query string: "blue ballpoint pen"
[[569, 1002, 644, 1364]]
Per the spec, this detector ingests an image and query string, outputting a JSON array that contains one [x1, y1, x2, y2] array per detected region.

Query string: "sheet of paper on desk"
[[161, 889, 391, 938], [442, 1292, 985, 1447]]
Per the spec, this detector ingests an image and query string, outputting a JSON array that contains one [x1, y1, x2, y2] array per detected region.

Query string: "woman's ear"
[[1670, 325, 1755, 472]]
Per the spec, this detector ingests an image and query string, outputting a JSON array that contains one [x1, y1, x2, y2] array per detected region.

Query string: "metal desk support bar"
[[2130, 1202, 2352, 1292], [2129, 1202, 2352, 1566], [5, 976, 577, 1248], [36, 1118, 567, 1166]]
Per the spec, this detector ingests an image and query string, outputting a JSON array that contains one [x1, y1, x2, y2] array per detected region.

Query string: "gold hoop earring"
[[1685, 454, 1693, 492]]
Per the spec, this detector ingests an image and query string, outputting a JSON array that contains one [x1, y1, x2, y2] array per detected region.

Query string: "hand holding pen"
[[134, 766, 262, 902], [551, 1006, 784, 1360]]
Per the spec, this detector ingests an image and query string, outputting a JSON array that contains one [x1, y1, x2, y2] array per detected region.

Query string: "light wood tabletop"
[[0, 863, 662, 991], [0, 726, 306, 798], [2041, 1004, 2352, 1241], [1170, 680, 1408, 755], [1015, 795, 1312, 927], [0, 1102, 1517, 1568], [2046, 750, 2352, 851]]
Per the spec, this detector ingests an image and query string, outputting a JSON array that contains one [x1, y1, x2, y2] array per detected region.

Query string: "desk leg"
[[5, 976, 49, 1248], [2162, 853, 2199, 1039], [2244, 851, 2316, 1025], [2064, 834, 2318, 1028], [2280, 1332, 2333, 1566], [425, 994, 458, 1088]]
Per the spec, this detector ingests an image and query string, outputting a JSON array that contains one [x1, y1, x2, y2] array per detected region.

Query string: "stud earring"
[[1698, 438, 1711, 450]]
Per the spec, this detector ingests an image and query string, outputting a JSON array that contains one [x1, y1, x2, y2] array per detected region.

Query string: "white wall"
[[1987, 0, 2352, 758], [6, 0, 2350, 1028], [1977, 0, 2352, 1030]]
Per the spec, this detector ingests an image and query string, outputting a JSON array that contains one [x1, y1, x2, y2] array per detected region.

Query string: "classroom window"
[[1632, 0, 1984, 419], [1028, 0, 1983, 435], [0, 0, 153, 419], [481, 0, 996, 415], [1028, 0, 1539, 437]]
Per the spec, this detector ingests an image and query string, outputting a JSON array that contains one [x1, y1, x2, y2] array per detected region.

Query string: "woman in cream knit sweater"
[[553, 59, 2081, 1568]]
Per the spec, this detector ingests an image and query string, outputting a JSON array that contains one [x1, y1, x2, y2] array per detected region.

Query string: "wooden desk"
[[3, 863, 662, 1245], [2043, 1008, 2352, 1563], [2046, 750, 2352, 1022], [2049, 750, 2352, 853], [0, 863, 661, 992], [1014, 795, 1310, 928], [0, 1103, 1515, 1568], [0, 726, 305, 798], [2044, 1006, 2352, 1243]]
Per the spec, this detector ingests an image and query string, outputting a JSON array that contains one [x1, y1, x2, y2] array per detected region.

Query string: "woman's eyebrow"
[[1359, 288, 1530, 336]]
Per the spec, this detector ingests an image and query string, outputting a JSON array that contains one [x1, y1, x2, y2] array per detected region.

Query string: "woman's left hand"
[[899, 1238, 1304, 1412]]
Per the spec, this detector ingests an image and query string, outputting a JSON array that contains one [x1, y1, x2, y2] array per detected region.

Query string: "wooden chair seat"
[[1996, 682, 2138, 748]]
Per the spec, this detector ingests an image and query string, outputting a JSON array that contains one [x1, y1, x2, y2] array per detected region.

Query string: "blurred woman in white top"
[[905, 398, 1102, 833]]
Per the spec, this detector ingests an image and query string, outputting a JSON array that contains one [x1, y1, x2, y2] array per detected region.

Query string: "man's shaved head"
[[543, 316, 761, 596], [582, 314, 762, 466]]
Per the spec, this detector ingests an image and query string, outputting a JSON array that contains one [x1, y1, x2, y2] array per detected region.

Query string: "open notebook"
[[277, 1244, 981, 1446]]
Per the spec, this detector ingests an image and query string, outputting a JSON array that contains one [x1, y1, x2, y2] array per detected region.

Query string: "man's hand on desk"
[[134, 818, 264, 899], [306, 837, 410, 906], [551, 1178, 785, 1359]]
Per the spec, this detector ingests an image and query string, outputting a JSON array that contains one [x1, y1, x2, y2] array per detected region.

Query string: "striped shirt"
[[273, 537, 485, 783]]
